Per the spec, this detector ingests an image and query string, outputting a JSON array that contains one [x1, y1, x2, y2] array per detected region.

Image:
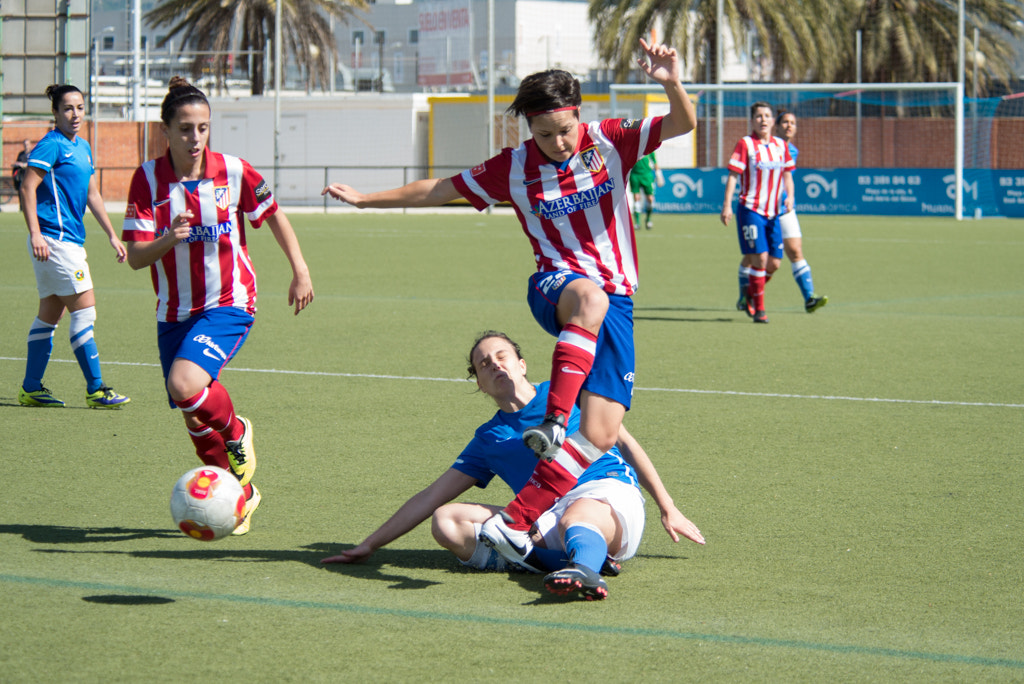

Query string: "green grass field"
[[1, 209, 1021, 682]]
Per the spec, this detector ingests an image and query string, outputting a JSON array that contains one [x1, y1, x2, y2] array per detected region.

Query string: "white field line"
[[2, 356, 1021, 409]]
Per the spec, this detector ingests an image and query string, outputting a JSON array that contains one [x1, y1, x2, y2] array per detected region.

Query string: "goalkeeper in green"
[[629, 152, 660, 230]]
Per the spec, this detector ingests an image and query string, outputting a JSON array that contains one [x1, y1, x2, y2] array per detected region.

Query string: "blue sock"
[[563, 523, 608, 574], [530, 546, 569, 572], [738, 265, 752, 299], [792, 259, 815, 301], [24, 318, 56, 392], [69, 307, 103, 393]]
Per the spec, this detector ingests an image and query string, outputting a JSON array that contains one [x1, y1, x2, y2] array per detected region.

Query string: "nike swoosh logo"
[[89, 354, 99, 360], [560, 366, 586, 375], [64, 152, 74, 158], [498, 528, 530, 556], [154, 199, 170, 207], [203, 348, 223, 361], [522, 177, 543, 185]]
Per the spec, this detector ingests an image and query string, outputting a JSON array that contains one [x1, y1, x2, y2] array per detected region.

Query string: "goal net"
[[610, 82, 1024, 219]]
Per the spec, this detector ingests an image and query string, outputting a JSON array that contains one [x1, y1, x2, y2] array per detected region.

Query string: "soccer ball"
[[170, 466, 245, 541]]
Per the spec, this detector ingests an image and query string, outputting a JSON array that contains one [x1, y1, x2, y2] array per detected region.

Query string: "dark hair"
[[750, 101, 774, 118], [506, 70, 581, 120], [777, 110, 796, 124], [466, 331, 523, 379], [161, 76, 210, 124], [45, 85, 83, 112]]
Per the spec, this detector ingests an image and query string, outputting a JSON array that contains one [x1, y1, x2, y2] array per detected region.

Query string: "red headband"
[[525, 106, 578, 117]]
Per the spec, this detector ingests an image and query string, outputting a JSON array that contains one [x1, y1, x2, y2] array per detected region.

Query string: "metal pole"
[[274, 0, 282, 191], [143, 41, 149, 160], [487, 0, 494, 157], [132, 0, 141, 120], [955, 0, 964, 220], [856, 30, 862, 168], [971, 27, 978, 173], [715, 0, 723, 167], [329, 15, 336, 96], [91, 39, 99, 154]]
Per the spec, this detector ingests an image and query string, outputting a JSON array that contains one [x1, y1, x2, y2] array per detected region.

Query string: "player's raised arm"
[[637, 38, 696, 142], [322, 177, 461, 209]]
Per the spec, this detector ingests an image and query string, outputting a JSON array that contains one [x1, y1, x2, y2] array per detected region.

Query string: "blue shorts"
[[527, 271, 635, 410], [736, 205, 783, 259], [157, 307, 254, 407]]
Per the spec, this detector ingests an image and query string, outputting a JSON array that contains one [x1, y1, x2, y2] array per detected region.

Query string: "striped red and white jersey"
[[727, 134, 794, 219], [122, 149, 277, 322], [451, 116, 663, 296]]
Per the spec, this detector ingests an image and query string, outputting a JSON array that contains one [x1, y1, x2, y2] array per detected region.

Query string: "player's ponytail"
[[161, 76, 210, 124], [45, 84, 83, 113]]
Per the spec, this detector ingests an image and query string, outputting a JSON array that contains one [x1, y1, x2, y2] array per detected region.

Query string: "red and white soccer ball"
[[170, 466, 245, 541]]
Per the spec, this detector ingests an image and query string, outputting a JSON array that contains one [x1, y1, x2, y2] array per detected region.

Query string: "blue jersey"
[[780, 141, 799, 207], [452, 381, 636, 494], [27, 129, 95, 245], [577, 450, 639, 490]]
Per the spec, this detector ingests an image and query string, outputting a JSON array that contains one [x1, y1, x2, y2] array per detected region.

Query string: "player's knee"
[[430, 505, 458, 548], [580, 428, 617, 455], [574, 288, 609, 329]]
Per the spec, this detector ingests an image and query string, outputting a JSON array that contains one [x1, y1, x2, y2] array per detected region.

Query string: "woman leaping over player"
[[322, 39, 696, 565]]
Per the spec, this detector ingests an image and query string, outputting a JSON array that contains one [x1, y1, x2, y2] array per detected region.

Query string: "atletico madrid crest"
[[579, 147, 605, 173], [214, 186, 231, 210]]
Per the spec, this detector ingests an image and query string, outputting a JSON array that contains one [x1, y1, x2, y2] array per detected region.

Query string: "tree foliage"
[[589, 0, 1024, 94], [145, 0, 369, 96]]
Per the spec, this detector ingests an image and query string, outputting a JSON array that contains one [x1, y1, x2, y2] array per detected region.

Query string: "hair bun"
[[168, 76, 191, 90]]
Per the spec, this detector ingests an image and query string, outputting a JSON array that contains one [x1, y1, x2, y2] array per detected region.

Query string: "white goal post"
[[610, 81, 965, 219]]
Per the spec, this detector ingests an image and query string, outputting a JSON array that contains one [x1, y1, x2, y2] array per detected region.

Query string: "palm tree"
[[145, 0, 369, 96], [845, 0, 1024, 96], [588, 0, 843, 83], [589, 0, 1023, 94]]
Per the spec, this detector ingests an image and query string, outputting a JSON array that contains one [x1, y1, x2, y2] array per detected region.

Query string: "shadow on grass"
[[0, 524, 181, 544], [633, 305, 737, 324], [5, 526, 675, 600], [311, 543, 471, 589], [83, 594, 175, 605]]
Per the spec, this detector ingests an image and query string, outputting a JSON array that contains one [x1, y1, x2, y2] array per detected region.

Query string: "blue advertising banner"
[[653, 168, 1024, 218]]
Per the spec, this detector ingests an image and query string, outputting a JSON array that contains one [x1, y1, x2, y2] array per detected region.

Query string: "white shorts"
[[534, 479, 646, 561], [779, 209, 802, 240], [28, 235, 93, 298]]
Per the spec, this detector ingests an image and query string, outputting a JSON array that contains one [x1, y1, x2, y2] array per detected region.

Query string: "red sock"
[[188, 425, 230, 469], [174, 381, 243, 441], [502, 441, 592, 530], [748, 270, 767, 312], [546, 324, 597, 423], [186, 425, 252, 498]]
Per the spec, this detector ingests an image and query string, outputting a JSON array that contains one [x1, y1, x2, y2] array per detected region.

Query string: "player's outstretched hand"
[[321, 543, 375, 564], [637, 38, 681, 86], [720, 205, 733, 227], [289, 272, 314, 315], [109, 235, 128, 263], [661, 505, 706, 545], [322, 183, 367, 208]]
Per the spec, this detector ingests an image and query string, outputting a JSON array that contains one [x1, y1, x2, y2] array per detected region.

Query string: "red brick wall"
[[698, 118, 1020, 170], [3, 120, 164, 201]]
